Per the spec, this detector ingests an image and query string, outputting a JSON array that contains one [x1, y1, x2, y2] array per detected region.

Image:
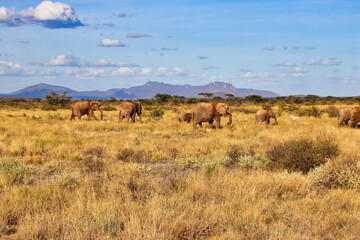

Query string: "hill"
[[0, 81, 279, 99]]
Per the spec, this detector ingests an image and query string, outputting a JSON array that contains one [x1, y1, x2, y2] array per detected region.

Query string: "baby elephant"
[[255, 109, 278, 125], [178, 112, 193, 123]]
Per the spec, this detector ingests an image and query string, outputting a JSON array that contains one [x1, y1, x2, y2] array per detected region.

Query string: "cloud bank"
[[30, 55, 137, 68], [0, 1, 84, 28], [303, 58, 342, 66]]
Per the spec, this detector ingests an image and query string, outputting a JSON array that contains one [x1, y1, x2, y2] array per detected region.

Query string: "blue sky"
[[0, 0, 359, 96]]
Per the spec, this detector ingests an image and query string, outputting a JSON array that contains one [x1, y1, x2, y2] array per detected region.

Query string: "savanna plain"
[[1, 99, 360, 239]]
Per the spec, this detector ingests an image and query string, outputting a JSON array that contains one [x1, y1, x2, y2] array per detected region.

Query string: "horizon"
[[1, 0, 359, 96]]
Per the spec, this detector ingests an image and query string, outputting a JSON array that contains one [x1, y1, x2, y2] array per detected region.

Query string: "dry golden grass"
[[0, 103, 360, 239]]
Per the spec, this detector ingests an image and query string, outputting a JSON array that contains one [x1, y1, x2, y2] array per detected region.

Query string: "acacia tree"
[[44, 91, 72, 106], [198, 93, 213, 99], [154, 93, 173, 103]]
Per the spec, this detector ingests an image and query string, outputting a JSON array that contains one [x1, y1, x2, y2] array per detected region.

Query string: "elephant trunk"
[[139, 113, 143, 123], [227, 112, 232, 125]]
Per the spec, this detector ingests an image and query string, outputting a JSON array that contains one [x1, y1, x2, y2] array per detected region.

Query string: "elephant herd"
[[69, 100, 360, 129], [338, 107, 360, 128], [69, 100, 277, 129]]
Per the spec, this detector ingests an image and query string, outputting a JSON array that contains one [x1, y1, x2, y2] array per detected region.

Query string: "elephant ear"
[[216, 103, 227, 115], [90, 101, 98, 109]]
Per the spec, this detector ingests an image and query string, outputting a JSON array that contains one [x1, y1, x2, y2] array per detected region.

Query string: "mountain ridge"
[[0, 81, 279, 99]]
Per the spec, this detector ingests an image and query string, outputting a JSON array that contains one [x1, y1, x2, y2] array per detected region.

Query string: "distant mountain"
[[0, 81, 279, 99]]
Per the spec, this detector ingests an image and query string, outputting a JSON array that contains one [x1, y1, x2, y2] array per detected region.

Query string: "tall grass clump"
[[0, 158, 35, 184], [309, 155, 360, 189], [266, 138, 339, 173]]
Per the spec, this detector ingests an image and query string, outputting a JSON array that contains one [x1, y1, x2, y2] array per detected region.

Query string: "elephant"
[[192, 102, 232, 129], [338, 108, 351, 127], [118, 101, 143, 123], [349, 107, 360, 129], [70, 100, 103, 120], [178, 112, 192, 123], [255, 110, 278, 125]]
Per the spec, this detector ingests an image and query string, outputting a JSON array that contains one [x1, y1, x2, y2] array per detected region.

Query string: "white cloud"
[[31, 55, 137, 68], [99, 38, 126, 47], [241, 71, 270, 78], [126, 33, 152, 38], [0, 61, 35, 76], [92, 59, 137, 67], [0, 1, 83, 28], [111, 67, 137, 76], [0, 7, 15, 21], [303, 58, 342, 66], [66, 68, 107, 80], [271, 61, 297, 67], [140, 67, 153, 75], [33, 55, 87, 67], [202, 64, 217, 70]]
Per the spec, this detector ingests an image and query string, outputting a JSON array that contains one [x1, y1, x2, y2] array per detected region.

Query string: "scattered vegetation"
[[0, 98, 359, 239], [266, 138, 339, 173]]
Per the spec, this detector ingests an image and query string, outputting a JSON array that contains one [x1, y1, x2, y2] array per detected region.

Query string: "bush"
[[308, 106, 322, 117], [298, 106, 322, 117], [41, 105, 57, 111], [58, 171, 81, 190], [309, 156, 360, 189], [266, 138, 339, 173], [116, 148, 147, 163], [226, 145, 269, 170], [44, 91, 72, 106], [150, 108, 164, 120], [0, 158, 35, 184], [324, 106, 339, 118]]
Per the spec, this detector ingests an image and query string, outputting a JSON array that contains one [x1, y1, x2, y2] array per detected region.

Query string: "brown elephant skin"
[[118, 101, 142, 123], [178, 112, 192, 123], [255, 109, 278, 125], [70, 100, 103, 120], [349, 107, 360, 128], [192, 102, 232, 129], [338, 108, 351, 127]]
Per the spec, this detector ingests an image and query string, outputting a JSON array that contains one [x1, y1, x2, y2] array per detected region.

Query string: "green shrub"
[[150, 108, 165, 120], [324, 106, 339, 118], [309, 156, 360, 189], [41, 105, 57, 111], [0, 158, 35, 184], [308, 106, 322, 117], [58, 171, 81, 190], [226, 145, 269, 170], [177, 157, 204, 170], [298, 106, 322, 117], [266, 138, 339, 174]]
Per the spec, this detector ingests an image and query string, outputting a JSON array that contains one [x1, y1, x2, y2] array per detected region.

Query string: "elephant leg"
[[216, 116, 221, 129], [209, 120, 214, 129], [119, 113, 124, 122], [125, 113, 131, 122], [90, 110, 98, 120], [131, 113, 136, 123]]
